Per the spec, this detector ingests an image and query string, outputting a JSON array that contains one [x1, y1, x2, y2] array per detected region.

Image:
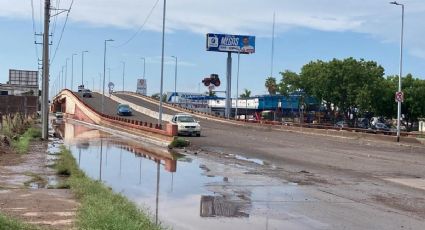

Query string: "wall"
[[0, 95, 38, 115]]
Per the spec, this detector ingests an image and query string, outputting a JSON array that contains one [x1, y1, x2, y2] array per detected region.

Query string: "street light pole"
[[102, 39, 114, 114], [171, 56, 178, 103], [158, 0, 167, 126], [390, 1, 404, 142], [71, 53, 77, 91], [81, 50, 88, 87], [141, 57, 146, 80], [121, 61, 125, 92], [65, 58, 69, 89]]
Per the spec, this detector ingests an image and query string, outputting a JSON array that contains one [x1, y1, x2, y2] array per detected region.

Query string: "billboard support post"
[[206, 33, 255, 119], [226, 52, 232, 119]]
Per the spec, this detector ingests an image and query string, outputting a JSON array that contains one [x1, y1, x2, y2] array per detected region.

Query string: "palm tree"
[[240, 89, 251, 98], [265, 77, 277, 95]]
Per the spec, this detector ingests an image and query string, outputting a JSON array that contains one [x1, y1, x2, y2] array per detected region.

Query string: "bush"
[[169, 137, 190, 148]]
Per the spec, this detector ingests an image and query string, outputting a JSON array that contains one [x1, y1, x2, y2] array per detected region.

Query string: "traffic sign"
[[395, 91, 404, 102]]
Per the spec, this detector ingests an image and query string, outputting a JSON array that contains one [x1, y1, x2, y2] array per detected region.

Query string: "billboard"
[[9, 69, 38, 86], [206, 33, 255, 54], [136, 79, 147, 95]]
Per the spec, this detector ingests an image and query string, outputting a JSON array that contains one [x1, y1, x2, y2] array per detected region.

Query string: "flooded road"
[[54, 120, 327, 230], [52, 119, 425, 230]]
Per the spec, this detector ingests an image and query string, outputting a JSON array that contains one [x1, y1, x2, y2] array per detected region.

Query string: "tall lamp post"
[[141, 57, 146, 80], [121, 61, 125, 91], [102, 39, 114, 114], [390, 1, 404, 142], [158, 0, 167, 126], [71, 53, 77, 91], [81, 50, 88, 87], [171, 56, 178, 103], [65, 58, 69, 89]]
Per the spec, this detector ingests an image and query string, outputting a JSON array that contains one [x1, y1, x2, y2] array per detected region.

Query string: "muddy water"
[[55, 120, 327, 230]]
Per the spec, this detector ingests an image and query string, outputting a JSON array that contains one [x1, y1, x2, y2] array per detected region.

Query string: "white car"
[[171, 114, 201, 137]]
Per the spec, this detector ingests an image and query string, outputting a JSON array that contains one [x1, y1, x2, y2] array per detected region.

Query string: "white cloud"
[[1, 0, 425, 59]]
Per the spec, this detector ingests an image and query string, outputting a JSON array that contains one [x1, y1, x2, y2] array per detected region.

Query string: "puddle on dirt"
[[54, 120, 328, 230]]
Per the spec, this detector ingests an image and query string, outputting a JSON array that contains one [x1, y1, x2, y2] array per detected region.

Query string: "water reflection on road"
[[54, 120, 326, 230]]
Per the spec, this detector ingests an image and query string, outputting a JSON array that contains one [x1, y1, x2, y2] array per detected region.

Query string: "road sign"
[[395, 91, 404, 102], [206, 33, 255, 54]]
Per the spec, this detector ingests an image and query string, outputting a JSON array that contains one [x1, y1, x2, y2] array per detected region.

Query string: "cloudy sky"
[[0, 0, 424, 96]]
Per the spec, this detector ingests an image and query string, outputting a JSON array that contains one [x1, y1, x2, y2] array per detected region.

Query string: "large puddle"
[[53, 119, 327, 230]]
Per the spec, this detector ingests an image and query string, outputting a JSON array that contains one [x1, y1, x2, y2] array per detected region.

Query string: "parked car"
[[117, 104, 132, 116], [81, 89, 92, 98], [171, 113, 201, 137], [334, 120, 349, 128], [373, 122, 392, 134], [355, 118, 370, 129], [55, 112, 63, 119]]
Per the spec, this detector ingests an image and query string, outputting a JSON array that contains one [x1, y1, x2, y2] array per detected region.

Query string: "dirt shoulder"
[[0, 140, 78, 229]]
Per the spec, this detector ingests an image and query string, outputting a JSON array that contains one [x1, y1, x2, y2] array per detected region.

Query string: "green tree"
[[299, 58, 385, 114], [151, 93, 167, 102], [265, 77, 278, 95], [240, 89, 251, 98], [400, 74, 425, 129], [278, 70, 301, 96]]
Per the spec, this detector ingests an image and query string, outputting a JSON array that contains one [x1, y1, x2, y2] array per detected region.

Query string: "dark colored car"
[[373, 123, 392, 134], [81, 89, 92, 98], [117, 104, 132, 116]]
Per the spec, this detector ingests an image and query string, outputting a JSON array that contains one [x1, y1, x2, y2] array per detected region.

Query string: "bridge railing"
[[55, 89, 177, 137]]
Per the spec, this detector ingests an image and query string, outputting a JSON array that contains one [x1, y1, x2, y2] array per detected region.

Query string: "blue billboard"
[[206, 33, 255, 54]]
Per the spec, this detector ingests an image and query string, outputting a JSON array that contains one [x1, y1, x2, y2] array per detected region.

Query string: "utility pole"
[[41, 0, 50, 140]]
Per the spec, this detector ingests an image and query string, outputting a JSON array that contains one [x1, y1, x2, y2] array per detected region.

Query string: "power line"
[[30, 0, 40, 60], [114, 0, 160, 47], [51, 0, 74, 65], [50, 0, 61, 58]]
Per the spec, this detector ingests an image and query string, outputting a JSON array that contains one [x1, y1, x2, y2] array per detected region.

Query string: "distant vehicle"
[[171, 113, 201, 137], [356, 118, 370, 129], [55, 111, 63, 119], [81, 89, 92, 98], [373, 123, 392, 134], [117, 104, 132, 116], [78, 85, 85, 92], [334, 120, 349, 128]]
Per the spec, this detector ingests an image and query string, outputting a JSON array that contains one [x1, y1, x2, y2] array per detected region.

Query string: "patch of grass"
[[0, 213, 41, 230], [55, 148, 161, 230], [11, 127, 41, 154], [169, 137, 190, 148]]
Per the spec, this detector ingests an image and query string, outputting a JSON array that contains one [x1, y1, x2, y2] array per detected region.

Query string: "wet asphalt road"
[[75, 92, 158, 124], [101, 92, 425, 229]]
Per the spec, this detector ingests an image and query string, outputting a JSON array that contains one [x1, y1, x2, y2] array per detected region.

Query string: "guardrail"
[[114, 91, 422, 140]]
